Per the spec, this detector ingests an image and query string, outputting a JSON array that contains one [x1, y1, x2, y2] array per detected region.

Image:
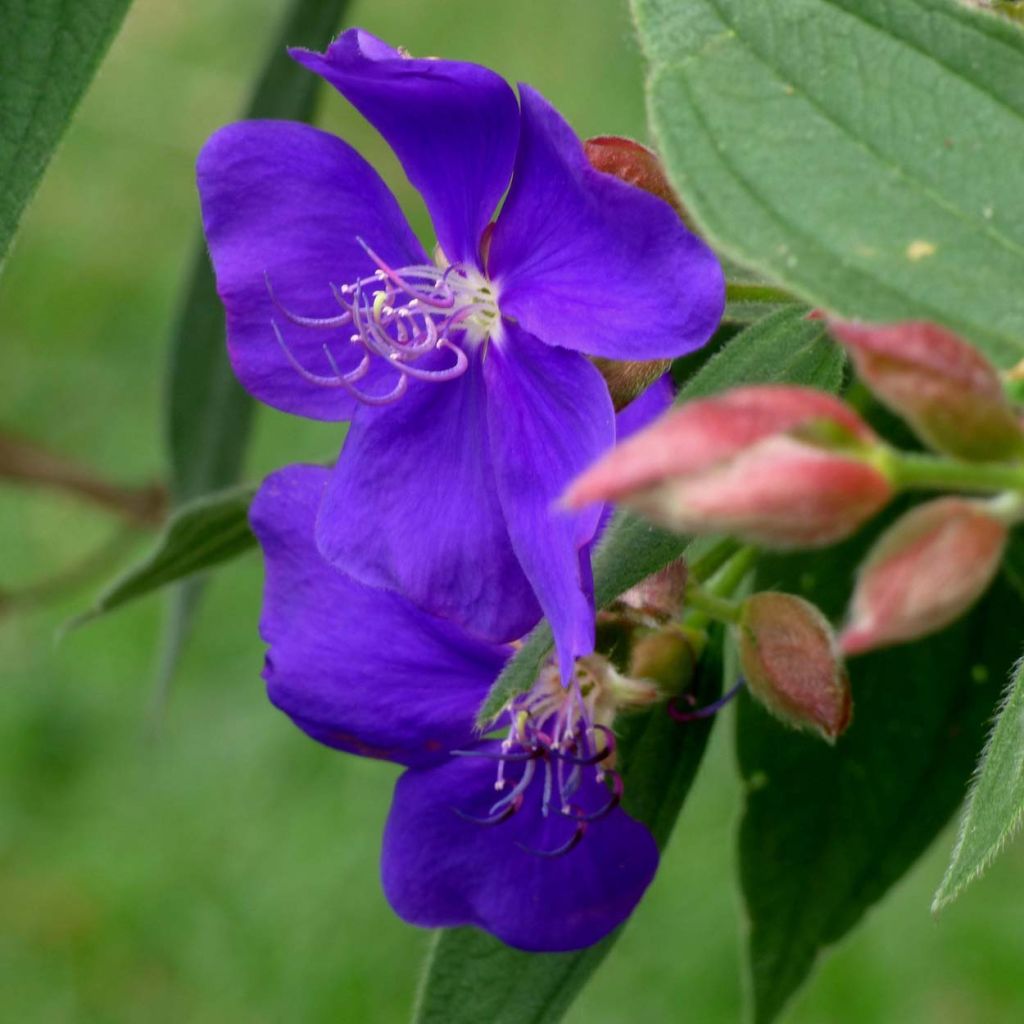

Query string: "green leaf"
[[632, 0, 1024, 366], [738, 538, 1023, 1024], [157, 0, 353, 700], [414, 635, 724, 1024], [934, 653, 1024, 910], [0, 0, 132, 267], [70, 484, 256, 628], [477, 306, 844, 724]]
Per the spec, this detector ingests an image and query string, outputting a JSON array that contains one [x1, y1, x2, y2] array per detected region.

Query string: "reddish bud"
[[841, 497, 1008, 655], [628, 625, 702, 695], [584, 136, 685, 410], [617, 559, 689, 622], [563, 386, 892, 548], [738, 593, 852, 743], [826, 319, 1024, 462], [591, 355, 673, 411], [584, 135, 690, 222]]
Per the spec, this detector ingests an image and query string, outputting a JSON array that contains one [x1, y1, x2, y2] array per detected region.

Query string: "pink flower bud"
[[617, 559, 689, 622], [738, 592, 852, 743], [563, 386, 892, 548], [825, 319, 1024, 462], [584, 135, 690, 222], [840, 497, 1008, 655]]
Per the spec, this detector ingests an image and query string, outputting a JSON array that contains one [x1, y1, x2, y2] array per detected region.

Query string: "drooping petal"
[[484, 325, 615, 677], [488, 85, 724, 360], [251, 464, 508, 766], [316, 353, 542, 645], [381, 747, 659, 952], [197, 120, 428, 420], [291, 29, 519, 269]]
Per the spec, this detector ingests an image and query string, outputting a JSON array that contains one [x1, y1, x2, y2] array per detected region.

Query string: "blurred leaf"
[[0, 0, 132, 268], [157, 0, 352, 701], [738, 538, 1023, 1024], [416, 633, 724, 1024], [478, 306, 843, 724], [70, 484, 256, 628], [632, 0, 1024, 366], [166, 0, 352, 502], [934, 653, 1024, 910]]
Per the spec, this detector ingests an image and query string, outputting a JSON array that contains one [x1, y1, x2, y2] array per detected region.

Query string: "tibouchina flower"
[[197, 29, 724, 673], [252, 463, 659, 952]]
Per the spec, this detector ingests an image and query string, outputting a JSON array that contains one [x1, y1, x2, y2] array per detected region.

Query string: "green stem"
[[725, 282, 798, 305], [881, 449, 1024, 494], [705, 545, 759, 598], [688, 537, 741, 583], [684, 587, 741, 625], [683, 545, 759, 628]]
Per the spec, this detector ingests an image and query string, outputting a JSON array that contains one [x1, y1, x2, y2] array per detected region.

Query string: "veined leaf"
[[632, 0, 1024, 366], [934, 654, 1024, 910], [0, 0, 132, 267], [477, 306, 843, 724]]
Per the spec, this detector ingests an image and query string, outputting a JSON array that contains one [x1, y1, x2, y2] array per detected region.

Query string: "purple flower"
[[197, 28, 724, 675], [251, 462, 660, 952]]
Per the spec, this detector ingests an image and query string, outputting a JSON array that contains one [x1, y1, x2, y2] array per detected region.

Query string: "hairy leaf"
[[934, 653, 1024, 910], [632, 0, 1024, 366]]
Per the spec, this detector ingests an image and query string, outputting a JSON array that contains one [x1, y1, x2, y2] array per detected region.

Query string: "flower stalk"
[[879, 448, 1024, 503]]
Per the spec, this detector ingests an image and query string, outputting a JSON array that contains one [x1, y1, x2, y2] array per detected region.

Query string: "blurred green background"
[[2, 1, 1023, 1020]]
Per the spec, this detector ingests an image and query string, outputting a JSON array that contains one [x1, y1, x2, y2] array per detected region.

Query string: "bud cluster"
[[571, 318, 1024, 741]]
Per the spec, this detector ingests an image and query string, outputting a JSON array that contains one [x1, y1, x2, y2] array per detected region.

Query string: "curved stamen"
[[563, 770, 623, 823], [265, 273, 353, 329], [669, 679, 746, 723], [449, 747, 540, 764], [272, 321, 369, 388], [265, 247, 493, 407], [488, 759, 538, 816], [516, 822, 587, 859], [453, 794, 523, 827], [554, 725, 616, 767]]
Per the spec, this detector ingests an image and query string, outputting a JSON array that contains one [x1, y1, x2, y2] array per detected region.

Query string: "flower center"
[[266, 240, 499, 405], [454, 656, 628, 858]]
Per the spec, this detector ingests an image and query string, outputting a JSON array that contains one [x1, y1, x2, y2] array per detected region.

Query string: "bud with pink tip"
[[738, 592, 852, 743], [563, 386, 893, 548], [825, 319, 1024, 462], [840, 497, 1008, 655]]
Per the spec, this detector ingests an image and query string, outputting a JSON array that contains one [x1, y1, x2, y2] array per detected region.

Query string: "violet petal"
[[484, 325, 614, 678], [291, 29, 519, 269], [488, 85, 724, 360], [381, 746, 659, 952], [197, 120, 427, 420], [315, 352, 542, 645], [252, 464, 509, 766]]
